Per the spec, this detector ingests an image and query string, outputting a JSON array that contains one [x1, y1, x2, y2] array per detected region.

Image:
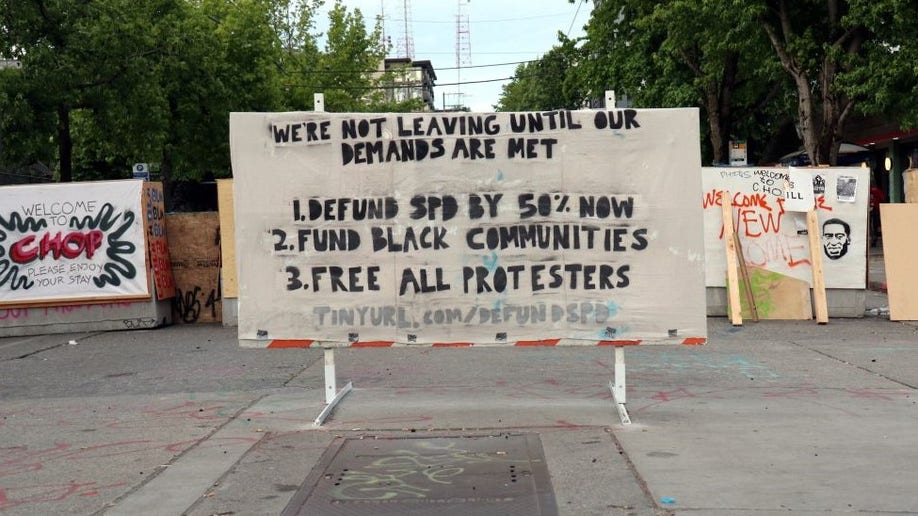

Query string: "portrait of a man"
[[822, 218, 850, 260]]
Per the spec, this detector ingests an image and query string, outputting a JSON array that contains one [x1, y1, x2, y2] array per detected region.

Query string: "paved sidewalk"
[[1, 290, 916, 515]]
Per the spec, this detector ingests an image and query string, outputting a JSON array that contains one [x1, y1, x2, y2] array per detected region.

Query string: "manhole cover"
[[282, 433, 558, 516]]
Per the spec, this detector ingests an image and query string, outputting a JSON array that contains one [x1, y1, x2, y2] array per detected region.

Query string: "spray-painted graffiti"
[[0, 302, 138, 323], [0, 181, 151, 305], [174, 286, 221, 323], [0, 481, 130, 511]]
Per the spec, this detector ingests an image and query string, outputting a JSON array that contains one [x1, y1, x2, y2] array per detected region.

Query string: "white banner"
[[702, 167, 868, 289], [0, 180, 151, 305], [230, 110, 708, 345]]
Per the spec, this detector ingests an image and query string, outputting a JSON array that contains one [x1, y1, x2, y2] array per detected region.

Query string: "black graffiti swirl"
[[0, 213, 47, 290], [70, 203, 138, 288]]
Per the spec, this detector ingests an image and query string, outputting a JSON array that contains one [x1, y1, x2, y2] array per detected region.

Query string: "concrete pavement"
[[1, 288, 917, 515]]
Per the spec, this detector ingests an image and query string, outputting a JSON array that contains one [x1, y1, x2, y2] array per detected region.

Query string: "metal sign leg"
[[314, 348, 353, 426], [608, 347, 632, 425]]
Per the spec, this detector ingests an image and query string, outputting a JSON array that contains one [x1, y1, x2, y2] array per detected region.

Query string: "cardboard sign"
[[230, 110, 708, 345], [0, 180, 152, 306]]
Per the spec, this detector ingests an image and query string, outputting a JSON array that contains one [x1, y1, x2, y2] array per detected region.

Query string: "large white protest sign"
[[0, 180, 151, 306], [702, 167, 868, 290], [230, 109, 707, 345]]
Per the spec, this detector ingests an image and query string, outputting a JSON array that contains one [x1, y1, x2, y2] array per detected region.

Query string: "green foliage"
[[496, 34, 587, 112], [756, 0, 918, 164], [316, 1, 388, 112], [840, 0, 918, 127], [547, 0, 916, 166], [577, 0, 789, 164], [276, 0, 324, 110], [0, 67, 57, 169], [0, 0, 423, 188]]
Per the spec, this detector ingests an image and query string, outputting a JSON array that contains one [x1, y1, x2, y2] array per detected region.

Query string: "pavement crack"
[[802, 345, 918, 390], [282, 354, 325, 387], [603, 427, 671, 515], [6, 332, 106, 361], [94, 392, 271, 516]]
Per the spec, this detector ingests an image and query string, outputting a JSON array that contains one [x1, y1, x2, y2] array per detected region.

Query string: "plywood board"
[[731, 266, 812, 320], [905, 169, 918, 203], [166, 212, 222, 323], [216, 179, 238, 298], [880, 204, 918, 320], [806, 209, 828, 323]]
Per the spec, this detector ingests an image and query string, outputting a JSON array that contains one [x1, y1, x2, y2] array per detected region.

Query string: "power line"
[[436, 76, 518, 86], [566, 0, 586, 37], [441, 60, 531, 71], [284, 74, 533, 91], [422, 51, 546, 55], [281, 59, 536, 76], [388, 13, 572, 24]]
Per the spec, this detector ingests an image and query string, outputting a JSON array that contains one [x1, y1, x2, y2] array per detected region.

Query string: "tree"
[[0, 63, 57, 174], [758, 0, 918, 165], [155, 0, 285, 188], [577, 0, 787, 165], [315, 1, 388, 112], [0, 0, 286, 188], [2, 1, 150, 181], [274, 0, 324, 110], [496, 34, 587, 112], [0, 0, 433, 192]]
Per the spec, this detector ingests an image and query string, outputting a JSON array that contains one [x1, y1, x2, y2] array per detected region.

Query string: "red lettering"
[[40, 232, 64, 259], [61, 232, 84, 259], [9, 230, 105, 264], [85, 230, 104, 258], [702, 189, 722, 209], [0, 308, 29, 320], [732, 192, 772, 210], [740, 209, 761, 237], [744, 234, 812, 270], [10, 235, 38, 263]]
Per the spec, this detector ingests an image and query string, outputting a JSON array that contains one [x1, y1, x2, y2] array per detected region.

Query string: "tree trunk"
[[792, 73, 822, 166], [160, 145, 174, 212], [160, 95, 179, 212], [57, 103, 72, 182], [698, 52, 737, 165], [707, 87, 727, 165]]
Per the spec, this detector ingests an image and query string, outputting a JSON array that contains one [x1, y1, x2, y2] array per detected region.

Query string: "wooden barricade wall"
[[881, 204, 918, 320], [166, 212, 222, 323]]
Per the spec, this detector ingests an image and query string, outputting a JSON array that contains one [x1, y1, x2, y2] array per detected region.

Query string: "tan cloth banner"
[[230, 110, 707, 345]]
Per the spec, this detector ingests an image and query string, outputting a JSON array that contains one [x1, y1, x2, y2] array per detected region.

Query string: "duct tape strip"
[[266, 337, 706, 348]]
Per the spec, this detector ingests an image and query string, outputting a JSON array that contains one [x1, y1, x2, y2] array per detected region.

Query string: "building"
[[846, 116, 918, 203], [379, 58, 437, 111]]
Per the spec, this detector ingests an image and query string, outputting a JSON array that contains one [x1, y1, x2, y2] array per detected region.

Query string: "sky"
[[316, 0, 591, 112]]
